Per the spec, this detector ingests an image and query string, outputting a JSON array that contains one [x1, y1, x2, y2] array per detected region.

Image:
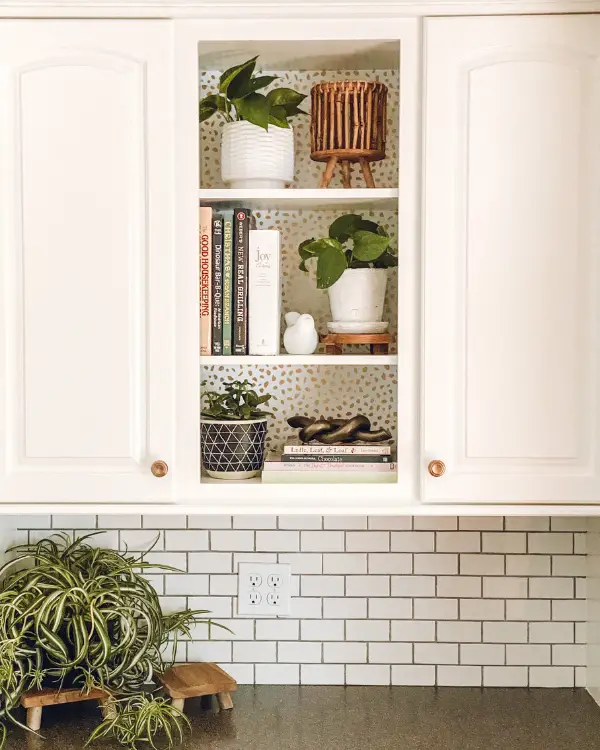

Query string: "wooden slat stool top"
[[159, 663, 237, 712], [21, 687, 110, 731]]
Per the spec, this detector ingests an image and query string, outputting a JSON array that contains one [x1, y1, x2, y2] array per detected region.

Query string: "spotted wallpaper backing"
[[252, 209, 398, 352], [199, 68, 399, 189], [201, 365, 398, 453]]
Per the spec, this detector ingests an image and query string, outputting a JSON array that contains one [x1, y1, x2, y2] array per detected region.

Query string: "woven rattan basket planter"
[[310, 80, 388, 188]]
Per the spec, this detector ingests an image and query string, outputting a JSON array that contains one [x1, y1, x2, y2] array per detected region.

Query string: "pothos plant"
[[201, 379, 273, 421], [0, 533, 229, 749], [199, 55, 307, 131], [298, 213, 398, 289]]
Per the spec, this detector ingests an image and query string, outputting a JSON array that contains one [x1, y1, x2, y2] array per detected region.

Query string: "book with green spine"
[[221, 209, 234, 355]]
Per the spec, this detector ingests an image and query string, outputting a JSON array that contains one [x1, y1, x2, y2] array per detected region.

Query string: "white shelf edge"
[[200, 354, 397, 366], [198, 187, 399, 209], [2, 503, 599, 517]]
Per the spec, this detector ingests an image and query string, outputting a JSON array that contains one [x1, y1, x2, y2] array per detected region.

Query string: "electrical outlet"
[[267, 573, 282, 589], [237, 562, 292, 616]]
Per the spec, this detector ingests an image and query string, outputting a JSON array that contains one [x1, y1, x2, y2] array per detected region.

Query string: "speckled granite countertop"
[[4, 686, 600, 749]]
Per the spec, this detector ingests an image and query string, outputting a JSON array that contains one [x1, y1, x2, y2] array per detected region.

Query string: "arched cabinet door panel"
[[423, 15, 600, 503], [0, 21, 174, 502]]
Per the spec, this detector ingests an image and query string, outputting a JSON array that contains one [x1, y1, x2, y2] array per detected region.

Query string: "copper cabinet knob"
[[151, 460, 168, 478], [428, 460, 446, 478]]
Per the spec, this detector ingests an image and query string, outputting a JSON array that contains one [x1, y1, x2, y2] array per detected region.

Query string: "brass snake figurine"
[[287, 415, 392, 444]]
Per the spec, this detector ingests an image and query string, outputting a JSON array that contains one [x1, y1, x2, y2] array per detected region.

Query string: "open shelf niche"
[[197, 39, 401, 485], [198, 40, 400, 190], [200, 364, 398, 485]]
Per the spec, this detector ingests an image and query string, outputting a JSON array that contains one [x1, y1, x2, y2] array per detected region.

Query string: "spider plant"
[[86, 694, 189, 750], [0, 533, 228, 748]]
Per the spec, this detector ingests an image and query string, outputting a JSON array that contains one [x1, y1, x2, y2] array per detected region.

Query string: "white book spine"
[[248, 229, 281, 356], [284, 444, 392, 456], [263, 462, 397, 472]]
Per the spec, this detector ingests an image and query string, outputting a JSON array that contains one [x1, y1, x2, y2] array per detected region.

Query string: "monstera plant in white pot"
[[199, 56, 307, 188], [298, 213, 397, 332]]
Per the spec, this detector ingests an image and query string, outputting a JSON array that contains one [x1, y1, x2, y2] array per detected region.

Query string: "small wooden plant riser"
[[20, 662, 237, 731], [322, 332, 392, 355], [21, 687, 110, 731], [159, 663, 237, 712]]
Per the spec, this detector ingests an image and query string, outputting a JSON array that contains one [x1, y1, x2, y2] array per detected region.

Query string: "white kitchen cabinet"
[[0, 21, 175, 503], [422, 15, 600, 503]]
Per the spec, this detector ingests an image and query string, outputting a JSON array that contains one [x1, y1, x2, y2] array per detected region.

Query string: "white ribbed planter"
[[221, 121, 294, 188], [328, 268, 388, 323]]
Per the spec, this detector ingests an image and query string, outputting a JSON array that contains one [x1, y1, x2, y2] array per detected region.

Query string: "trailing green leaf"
[[351, 230, 390, 262], [316, 245, 348, 289], [85, 694, 190, 750], [268, 105, 290, 129], [234, 74, 279, 98], [219, 56, 257, 97], [199, 56, 306, 129], [328, 214, 362, 242], [298, 214, 397, 289], [232, 93, 270, 131], [266, 87, 307, 114]]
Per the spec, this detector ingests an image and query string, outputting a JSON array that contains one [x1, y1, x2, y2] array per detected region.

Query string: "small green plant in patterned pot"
[[201, 379, 273, 480]]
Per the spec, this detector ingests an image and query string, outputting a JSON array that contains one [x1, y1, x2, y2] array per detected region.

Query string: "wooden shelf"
[[198, 188, 398, 211], [200, 354, 397, 366]]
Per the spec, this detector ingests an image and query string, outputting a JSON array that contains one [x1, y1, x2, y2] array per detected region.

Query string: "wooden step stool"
[[159, 663, 237, 712], [21, 687, 109, 731]]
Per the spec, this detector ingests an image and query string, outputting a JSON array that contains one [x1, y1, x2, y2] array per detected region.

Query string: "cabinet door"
[[423, 15, 600, 503], [0, 21, 174, 503]]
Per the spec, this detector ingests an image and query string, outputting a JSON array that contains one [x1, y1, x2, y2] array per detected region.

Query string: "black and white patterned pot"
[[201, 417, 268, 480]]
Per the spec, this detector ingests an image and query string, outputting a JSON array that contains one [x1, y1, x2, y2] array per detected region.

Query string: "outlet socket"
[[238, 562, 292, 616]]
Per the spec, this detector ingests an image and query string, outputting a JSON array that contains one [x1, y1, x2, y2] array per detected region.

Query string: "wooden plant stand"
[[159, 663, 237, 712], [310, 80, 388, 188], [21, 687, 109, 731], [322, 333, 391, 355]]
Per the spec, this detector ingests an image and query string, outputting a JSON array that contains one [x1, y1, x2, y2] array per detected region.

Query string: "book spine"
[[281, 454, 393, 464], [199, 206, 212, 356], [283, 444, 392, 456], [221, 210, 234, 356], [233, 208, 250, 355], [211, 215, 224, 355], [248, 230, 281, 355], [263, 462, 397, 472], [262, 472, 397, 484]]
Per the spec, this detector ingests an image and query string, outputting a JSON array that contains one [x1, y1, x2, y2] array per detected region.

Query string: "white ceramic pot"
[[221, 121, 294, 188], [327, 268, 388, 323]]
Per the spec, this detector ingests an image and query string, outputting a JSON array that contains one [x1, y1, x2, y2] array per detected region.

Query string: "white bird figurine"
[[283, 312, 319, 355]]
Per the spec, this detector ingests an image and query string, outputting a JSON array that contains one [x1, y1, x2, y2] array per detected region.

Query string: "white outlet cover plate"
[[237, 562, 292, 617]]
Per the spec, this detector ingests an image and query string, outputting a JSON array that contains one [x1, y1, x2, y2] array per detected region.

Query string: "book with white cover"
[[262, 471, 397, 484], [283, 440, 394, 456], [263, 459, 397, 472], [248, 229, 281, 355]]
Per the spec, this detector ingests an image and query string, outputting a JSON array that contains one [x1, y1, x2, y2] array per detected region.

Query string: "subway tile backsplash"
[[16, 515, 587, 688]]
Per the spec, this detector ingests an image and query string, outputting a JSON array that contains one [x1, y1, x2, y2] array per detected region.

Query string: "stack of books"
[[262, 440, 397, 483], [200, 206, 281, 357]]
